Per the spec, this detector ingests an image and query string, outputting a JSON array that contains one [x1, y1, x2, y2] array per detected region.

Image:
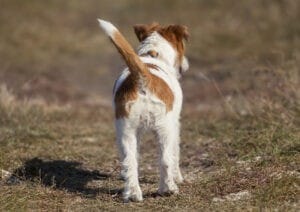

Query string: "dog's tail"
[[98, 19, 149, 80]]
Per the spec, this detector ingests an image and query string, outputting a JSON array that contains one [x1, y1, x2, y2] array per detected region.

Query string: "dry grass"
[[0, 0, 299, 211]]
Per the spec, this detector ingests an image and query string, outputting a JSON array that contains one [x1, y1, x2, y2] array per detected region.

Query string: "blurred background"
[[0, 0, 299, 111]]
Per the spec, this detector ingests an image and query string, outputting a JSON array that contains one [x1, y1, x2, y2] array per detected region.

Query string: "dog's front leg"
[[116, 119, 143, 202]]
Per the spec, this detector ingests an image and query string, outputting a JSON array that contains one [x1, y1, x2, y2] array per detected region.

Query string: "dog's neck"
[[137, 32, 181, 76]]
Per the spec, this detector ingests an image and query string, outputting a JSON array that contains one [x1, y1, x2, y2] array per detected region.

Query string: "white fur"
[[107, 24, 188, 202], [181, 56, 189, 72], [98, 19, 117, 37], [138, 32, 177, 68]]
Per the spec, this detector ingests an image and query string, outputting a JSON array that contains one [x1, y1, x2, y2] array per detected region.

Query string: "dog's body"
[[98, 19, 189, 202]]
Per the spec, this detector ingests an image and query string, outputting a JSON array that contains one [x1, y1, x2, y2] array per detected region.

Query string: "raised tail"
[[98, 19, 149, 79]]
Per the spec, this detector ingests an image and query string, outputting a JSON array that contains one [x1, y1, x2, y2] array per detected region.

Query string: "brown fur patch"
[[114, 64, 174, 119], [134, 23, 160, 42], [146, 63, 174, 111], [145, 63, 160, 71], [148, 72, 174, 112], [114, 74, 138, 119]]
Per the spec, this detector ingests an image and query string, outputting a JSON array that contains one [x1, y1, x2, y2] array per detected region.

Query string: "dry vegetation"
[[0, 0, 299, 211]]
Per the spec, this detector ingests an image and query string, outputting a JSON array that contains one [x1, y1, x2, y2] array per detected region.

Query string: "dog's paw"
[[123, 186, 143, 202], [158, 182, 179, 196], [174, 171, 184, 184]]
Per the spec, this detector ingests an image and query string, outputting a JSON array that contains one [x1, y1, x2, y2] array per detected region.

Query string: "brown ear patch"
[[163, 25, 189, 41], [134, 23, 159, 42], [157, 25, 189, 66]]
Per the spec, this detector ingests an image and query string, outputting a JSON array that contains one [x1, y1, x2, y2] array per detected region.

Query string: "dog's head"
[[134, 23, 189, 78]]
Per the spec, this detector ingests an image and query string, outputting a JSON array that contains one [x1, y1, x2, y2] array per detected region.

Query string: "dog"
[[98, 19, 189, 202]]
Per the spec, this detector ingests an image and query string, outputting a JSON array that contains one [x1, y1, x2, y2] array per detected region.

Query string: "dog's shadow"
[[9, 157, 122, 198]]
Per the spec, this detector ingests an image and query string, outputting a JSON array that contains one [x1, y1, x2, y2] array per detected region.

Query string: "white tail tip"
[[97, 19, 117, 37]]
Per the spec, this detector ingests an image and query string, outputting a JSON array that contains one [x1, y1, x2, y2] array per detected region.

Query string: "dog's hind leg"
[[116, 119, 143, 202], [156, 120, 179, 195], [172, 120, 183, 183]]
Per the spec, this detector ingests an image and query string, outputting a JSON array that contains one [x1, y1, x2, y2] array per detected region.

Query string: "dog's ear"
[[134, 24, 148, 42], [134, 23, 159, 42], [167, 25, 189, 41]]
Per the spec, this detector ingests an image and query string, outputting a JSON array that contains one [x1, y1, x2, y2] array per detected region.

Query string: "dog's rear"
[[98, 19, 188, 202]]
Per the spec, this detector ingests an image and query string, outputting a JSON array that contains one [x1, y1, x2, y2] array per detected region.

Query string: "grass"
[[0, 0, 299, 211]]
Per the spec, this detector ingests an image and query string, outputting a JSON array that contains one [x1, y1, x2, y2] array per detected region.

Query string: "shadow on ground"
[[9, 157, 122, 198]]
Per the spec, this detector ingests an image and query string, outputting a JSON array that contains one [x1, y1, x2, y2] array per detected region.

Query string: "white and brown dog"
[[98, 19, 189, 202]]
